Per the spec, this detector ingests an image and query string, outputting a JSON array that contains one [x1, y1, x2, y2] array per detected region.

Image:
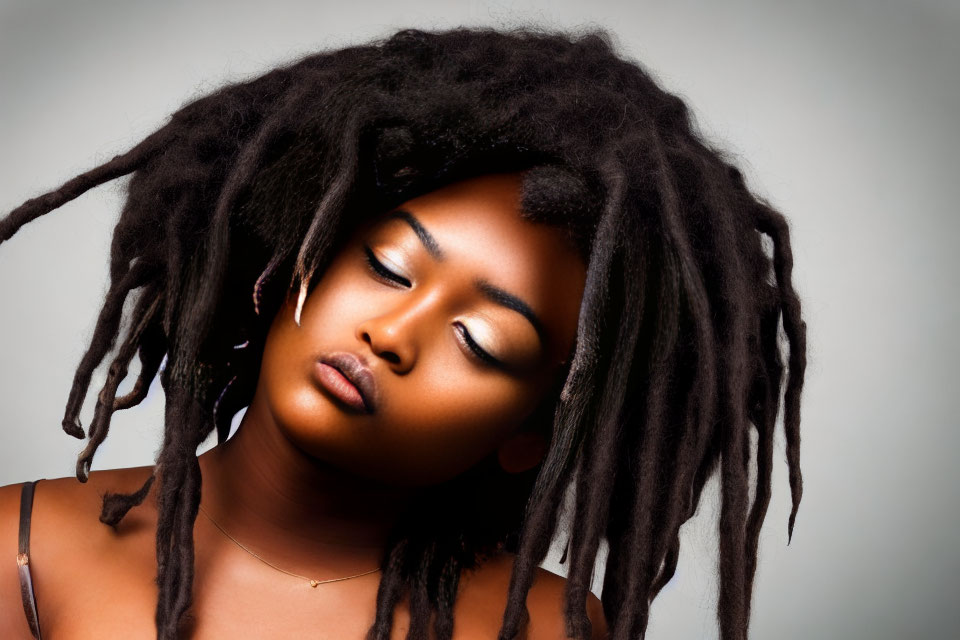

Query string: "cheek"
[[255, 264, 371, 439]]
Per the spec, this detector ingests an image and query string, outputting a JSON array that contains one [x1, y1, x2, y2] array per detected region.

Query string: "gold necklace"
[[197, 503, 381, 588]]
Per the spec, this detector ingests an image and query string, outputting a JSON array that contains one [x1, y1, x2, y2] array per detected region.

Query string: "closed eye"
[[363, 245, 411, 287], [363, 245, 504, 369], [454, 321, 503, 368]]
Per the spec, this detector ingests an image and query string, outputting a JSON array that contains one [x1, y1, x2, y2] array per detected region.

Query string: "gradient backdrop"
[[1, 1, 957, 638]]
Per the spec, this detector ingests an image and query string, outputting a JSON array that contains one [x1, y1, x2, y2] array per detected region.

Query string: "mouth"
[[314, 352, 379, 414]]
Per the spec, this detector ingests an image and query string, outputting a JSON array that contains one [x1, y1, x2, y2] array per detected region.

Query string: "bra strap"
[[17, 479, 42, 640]]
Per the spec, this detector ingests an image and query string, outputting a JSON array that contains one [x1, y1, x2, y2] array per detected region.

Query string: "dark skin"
[[0, 173, 608, 638]]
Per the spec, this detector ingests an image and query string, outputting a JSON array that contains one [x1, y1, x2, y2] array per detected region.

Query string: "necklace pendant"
[[310, 579, 319, 588]]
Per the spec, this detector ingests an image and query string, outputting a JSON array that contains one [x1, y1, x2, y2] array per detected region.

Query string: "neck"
[[197, 392, 414, 578]]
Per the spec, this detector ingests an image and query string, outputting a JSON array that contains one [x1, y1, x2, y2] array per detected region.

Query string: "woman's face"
[[255, 172, 587, 486]]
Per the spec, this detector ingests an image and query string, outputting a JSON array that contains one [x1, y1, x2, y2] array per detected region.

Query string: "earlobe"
[[496, 431, 547, 474]]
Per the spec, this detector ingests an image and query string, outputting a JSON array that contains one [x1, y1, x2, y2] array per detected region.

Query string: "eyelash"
[[363, 245, 411, 287], [362, 245, 501, 368]]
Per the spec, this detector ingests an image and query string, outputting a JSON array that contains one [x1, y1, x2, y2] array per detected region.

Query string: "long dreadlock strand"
[[153, 386, 206, 639], [709, 198, 752, 640], [614, 243, 683, 639], [406, 539, 438, 640], [742, 292, 782, 622], [494, 471, 563, 640], [564, 214, 648, 639], [63, 259, 155, 448], [525, 153, 625, 511], [623, 126, 723, 633], [0, 128, 172, 244], [497, 157, 627, 640], [367, 539, 411, 640], [98, 294, 168, 526], [163, 453, 202, 640], [75, 287, 164, 479], [752, 204, 806, 544]]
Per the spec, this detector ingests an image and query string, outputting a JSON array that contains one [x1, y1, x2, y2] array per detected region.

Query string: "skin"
[[0, 172, 608, 638]]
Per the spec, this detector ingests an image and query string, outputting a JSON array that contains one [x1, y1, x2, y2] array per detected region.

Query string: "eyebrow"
[[387, 209, 547, 344]]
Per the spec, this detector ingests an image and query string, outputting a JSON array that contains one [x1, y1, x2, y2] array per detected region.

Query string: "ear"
[[496, 431, 548, 474]]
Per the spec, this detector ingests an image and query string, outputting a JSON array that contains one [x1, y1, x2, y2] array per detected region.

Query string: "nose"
[[356, 287, 439, 374]]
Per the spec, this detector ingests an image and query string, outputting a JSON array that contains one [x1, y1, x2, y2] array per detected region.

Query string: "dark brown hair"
[[0, 26, 806, 640]]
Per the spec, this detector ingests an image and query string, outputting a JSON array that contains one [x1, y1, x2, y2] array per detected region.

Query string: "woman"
[[0, 27, 806, 640]]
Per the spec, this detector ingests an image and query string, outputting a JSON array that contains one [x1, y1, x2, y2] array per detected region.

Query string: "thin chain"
[[197, 503, 381, 588]]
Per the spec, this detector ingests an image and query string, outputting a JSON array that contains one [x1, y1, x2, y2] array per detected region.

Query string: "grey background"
[[1, 1, 958, 638]]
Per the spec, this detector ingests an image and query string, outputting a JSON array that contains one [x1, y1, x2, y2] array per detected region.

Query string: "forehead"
[[370, 173, 587, 364]]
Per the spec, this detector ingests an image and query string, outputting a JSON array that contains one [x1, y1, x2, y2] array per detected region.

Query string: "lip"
[[314, 352, 379, 414]]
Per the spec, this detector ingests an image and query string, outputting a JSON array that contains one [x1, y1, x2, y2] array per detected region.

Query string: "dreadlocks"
[[0, 26, 806, 640]]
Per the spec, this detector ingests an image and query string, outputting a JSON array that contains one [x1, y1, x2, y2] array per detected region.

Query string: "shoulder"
[[0, 466, 157, 638], [460, 552, 608, 640]]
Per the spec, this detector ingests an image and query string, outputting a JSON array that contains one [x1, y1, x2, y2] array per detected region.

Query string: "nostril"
[[360, 329, 403, 365]]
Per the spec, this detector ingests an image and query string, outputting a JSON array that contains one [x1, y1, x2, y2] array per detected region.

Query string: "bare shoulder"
[[0, 465, 157, 638], [460, 551, 608, 640]]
